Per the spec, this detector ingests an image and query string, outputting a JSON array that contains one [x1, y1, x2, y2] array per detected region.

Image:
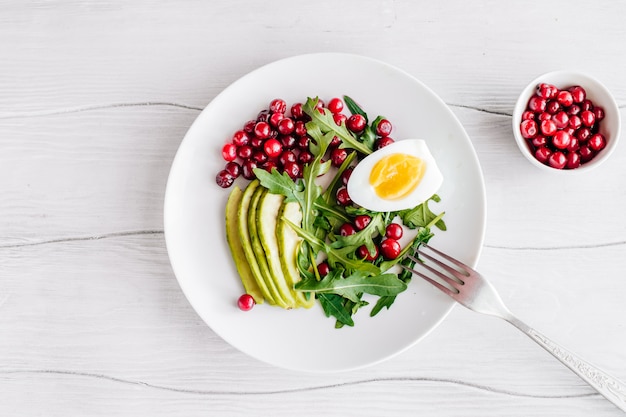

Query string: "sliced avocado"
[[256, 191, 298, 309], [225, 186, 264, 304], [278, 201, 315, 308], [237, 180, 276, 305], [248, 186, 288, 308]]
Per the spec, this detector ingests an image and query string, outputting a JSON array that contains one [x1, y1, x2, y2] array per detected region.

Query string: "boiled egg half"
[[347, 139, 443, 212]]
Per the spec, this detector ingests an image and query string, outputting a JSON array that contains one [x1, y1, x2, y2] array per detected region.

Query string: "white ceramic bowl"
[[512, 71, 621, 172]]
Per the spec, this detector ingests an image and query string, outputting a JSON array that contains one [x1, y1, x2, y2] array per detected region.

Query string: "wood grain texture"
[[1, 0, 625, 415]]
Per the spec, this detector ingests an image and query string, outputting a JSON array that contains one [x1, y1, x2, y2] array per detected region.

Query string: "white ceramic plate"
[[164, 53, 486, 372]]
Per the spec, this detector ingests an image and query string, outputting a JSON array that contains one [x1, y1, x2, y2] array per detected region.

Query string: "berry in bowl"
[[512, 71, 620, 172]]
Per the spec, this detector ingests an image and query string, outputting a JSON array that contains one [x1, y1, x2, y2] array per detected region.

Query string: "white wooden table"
[[2, 1, 625, 415]]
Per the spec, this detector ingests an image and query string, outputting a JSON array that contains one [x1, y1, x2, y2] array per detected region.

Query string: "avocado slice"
[[237, 180, 276, 305], [247, 186, 289, 308], [257, 191, 298, 309], [225, 186, 264, 304], [277, 200, 315, 308]]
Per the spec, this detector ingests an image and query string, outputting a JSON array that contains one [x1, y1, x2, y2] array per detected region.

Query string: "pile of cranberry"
[[519, 83, 606, 169], [215, 97, 394, 188]]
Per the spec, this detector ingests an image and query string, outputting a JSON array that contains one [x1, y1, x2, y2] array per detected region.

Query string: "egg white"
[[346, 139, 443, 212]]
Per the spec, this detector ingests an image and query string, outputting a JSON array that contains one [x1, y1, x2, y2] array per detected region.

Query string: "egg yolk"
[[369, 153, 425, 200]]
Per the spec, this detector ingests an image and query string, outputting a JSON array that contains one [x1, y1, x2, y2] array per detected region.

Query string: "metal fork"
[[403, 244, 626, 413]]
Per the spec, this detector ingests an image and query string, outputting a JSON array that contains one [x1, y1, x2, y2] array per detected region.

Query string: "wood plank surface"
[[1, 1, 625, 415]]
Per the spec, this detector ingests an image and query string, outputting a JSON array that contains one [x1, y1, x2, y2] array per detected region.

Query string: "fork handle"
[[506, 316, 626, 412]]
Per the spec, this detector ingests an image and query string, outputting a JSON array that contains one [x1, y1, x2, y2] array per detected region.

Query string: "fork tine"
[[411, 250, 469, 284], [405, 253, 463, 292], [399, 264, 459, 296], [422, 245, 473, 275]]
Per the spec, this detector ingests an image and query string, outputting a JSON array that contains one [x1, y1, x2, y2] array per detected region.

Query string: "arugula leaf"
[[253, 168, 303, 204], [303, 97, 373, 155], [318, 293, 354, 327], [330, 213, 385, 254], [399, 194, 447, 231], [370, 295, 396, 317], [326, 245, 381, 275], [295, 270, 407, 303]]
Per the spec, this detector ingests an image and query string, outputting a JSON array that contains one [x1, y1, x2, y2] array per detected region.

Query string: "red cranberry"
[[375, 119, 393, 137], [588, 133, 606, 151], [385, 223, 403, 240], [548, 151, 567, 169], [283, 161, 300, 179], [341, 167, 353, 185], [538, 112, 552, 121], [346, 114, 366, 133], [552, 111, 569, 129], [535, 146, 552, 164], [569, 86, 586, 103], [531, 135, 547, 148], [333, 113, 347, 126], [380, 238, 401, 260], [579, 145, 594, 162], [254, 122, 272, 139], [263, 138, 282, 158], [540, 119, 557, 136], [222, 143, 238, 162], [566, 152, 581, 169], [225, 161, 241, 177], [317, 262, 330, 276], [294, 121, 307, 136], [520, 120, 538, 139], [552, 131, 571, 149], [243, 120, 256, 134], [329, 135, 341, 148], [339, 223, 357, 236], [537, 83, 558, 99], [336, 187, 352, 206], [251, 150, 267, 164], [269, 99, 287, 114], [290, 103, 304, 119], [262, 160, 279, 173], [522, 111, 536, 121], [297, 136, 310, 149], [566, 137, 580, 152], [280, 134, 296, 149], [580, 110, 595, 127], [568, 115, 582, 130], [354, 215, 371, 230], [330, 148, 348, 167], [357, 245, 378, 261], [298, 150, 314, 164], [237, 145, 253, 160], [375, 137, 395, 150], [557, 90, 574, 107], [576, 127, 592, 142], [237, 294, 255, 311], [216, 169, 235, 188], [242, 160, 258, 180], [567, 104, 581, 116], [257, 110, 271, 123], [279, 150, 296, 166], [528, 95, 547, 112], [546, 100, 560, 114], [250, 136, 263, 149], [593, 106, 605, 121], [327, 98, 344, 114], [269, 112, 284, 127], [581, 99, 594, 111], [277, 118, 295, 135], [232, 130, 250, 146]]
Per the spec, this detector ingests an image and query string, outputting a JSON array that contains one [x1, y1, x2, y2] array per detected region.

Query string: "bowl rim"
[[512, 70, 621, 173]]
